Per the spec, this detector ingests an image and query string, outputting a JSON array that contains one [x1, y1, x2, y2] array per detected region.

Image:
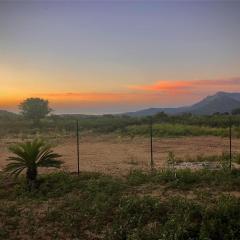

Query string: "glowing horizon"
[[1, 1, 240, 114], [2, 76, 240, 114]]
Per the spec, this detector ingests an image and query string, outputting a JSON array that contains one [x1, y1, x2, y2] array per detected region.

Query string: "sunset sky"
[[1, 1, 240, 114]]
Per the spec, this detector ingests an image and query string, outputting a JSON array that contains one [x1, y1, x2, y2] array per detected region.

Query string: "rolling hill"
[[0, 110, 18, 119], [125, 92, 240, 116]]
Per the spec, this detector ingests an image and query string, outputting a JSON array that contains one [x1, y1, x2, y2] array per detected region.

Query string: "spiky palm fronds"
[[4, 139, 63, 179]]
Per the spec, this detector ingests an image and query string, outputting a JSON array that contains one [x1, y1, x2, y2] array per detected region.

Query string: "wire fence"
[[0, 119, 239, 175]]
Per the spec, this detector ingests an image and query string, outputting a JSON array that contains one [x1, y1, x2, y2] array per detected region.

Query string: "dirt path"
[[1, 135, 239, 175]]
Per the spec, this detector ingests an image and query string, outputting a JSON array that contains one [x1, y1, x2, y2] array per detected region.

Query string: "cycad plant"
[[4, 139, 63, 190]]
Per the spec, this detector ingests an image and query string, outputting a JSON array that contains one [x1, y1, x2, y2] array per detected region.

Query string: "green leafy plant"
[[4, 139, 63, 190], [167, 151, 176, 169], [219, 152, 231, 172]]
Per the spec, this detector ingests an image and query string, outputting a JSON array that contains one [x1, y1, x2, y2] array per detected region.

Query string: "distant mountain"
[[125, 92, 240, 116], [0, 110, 17, 118]]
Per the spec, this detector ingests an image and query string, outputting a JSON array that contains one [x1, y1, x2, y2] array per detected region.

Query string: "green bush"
[[126, 123, 228, 138]]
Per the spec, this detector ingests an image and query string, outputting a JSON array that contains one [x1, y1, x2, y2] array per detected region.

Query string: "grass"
[[169, 152, 225, 163], [126, 123, 229, 138], [127, 168, 240, 191], [169, 152, 240, 164], [0, 169, 240, 239]]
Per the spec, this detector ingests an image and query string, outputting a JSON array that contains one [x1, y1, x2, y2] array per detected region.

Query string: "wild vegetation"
[[0, 167, 240, 239], [1, 111, 240, 138]]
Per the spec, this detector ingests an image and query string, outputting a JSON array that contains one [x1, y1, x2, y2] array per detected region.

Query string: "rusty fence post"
[[229, 116, 232, 170], [150, 117, 154, 171], [76, 119, 80, 175]]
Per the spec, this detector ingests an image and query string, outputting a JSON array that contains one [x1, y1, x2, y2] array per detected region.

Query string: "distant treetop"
[[19, 98, 52, 125]]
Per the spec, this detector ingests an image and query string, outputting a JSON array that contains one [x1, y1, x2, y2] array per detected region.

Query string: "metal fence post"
[[150, 117, 154, 171], [229, 116, 232, 170], [76, 119, 80, 175]]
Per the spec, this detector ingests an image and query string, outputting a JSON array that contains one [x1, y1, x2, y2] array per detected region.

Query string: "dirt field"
[[0, 135, 239, 175]]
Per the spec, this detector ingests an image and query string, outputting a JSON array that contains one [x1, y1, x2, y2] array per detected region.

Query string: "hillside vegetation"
[[0, 113, 240, 138], [0, 168, 240, 240]]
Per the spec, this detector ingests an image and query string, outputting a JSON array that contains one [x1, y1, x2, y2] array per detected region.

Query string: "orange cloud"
[[129, 77, 240, 93], [129, 81, 192, 92]]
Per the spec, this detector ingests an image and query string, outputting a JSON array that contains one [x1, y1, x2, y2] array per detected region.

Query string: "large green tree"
[[19, 98, 52, 125]]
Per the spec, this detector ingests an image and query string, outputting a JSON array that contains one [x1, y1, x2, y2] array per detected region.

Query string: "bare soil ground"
[[1, 135, 240, 175]]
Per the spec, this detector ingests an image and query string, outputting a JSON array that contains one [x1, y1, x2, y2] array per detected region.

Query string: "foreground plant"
[[4, 139, 63, 190]]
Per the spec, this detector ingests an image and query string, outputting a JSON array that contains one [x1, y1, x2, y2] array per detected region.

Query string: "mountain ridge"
[[125, 92, 240, 116]]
